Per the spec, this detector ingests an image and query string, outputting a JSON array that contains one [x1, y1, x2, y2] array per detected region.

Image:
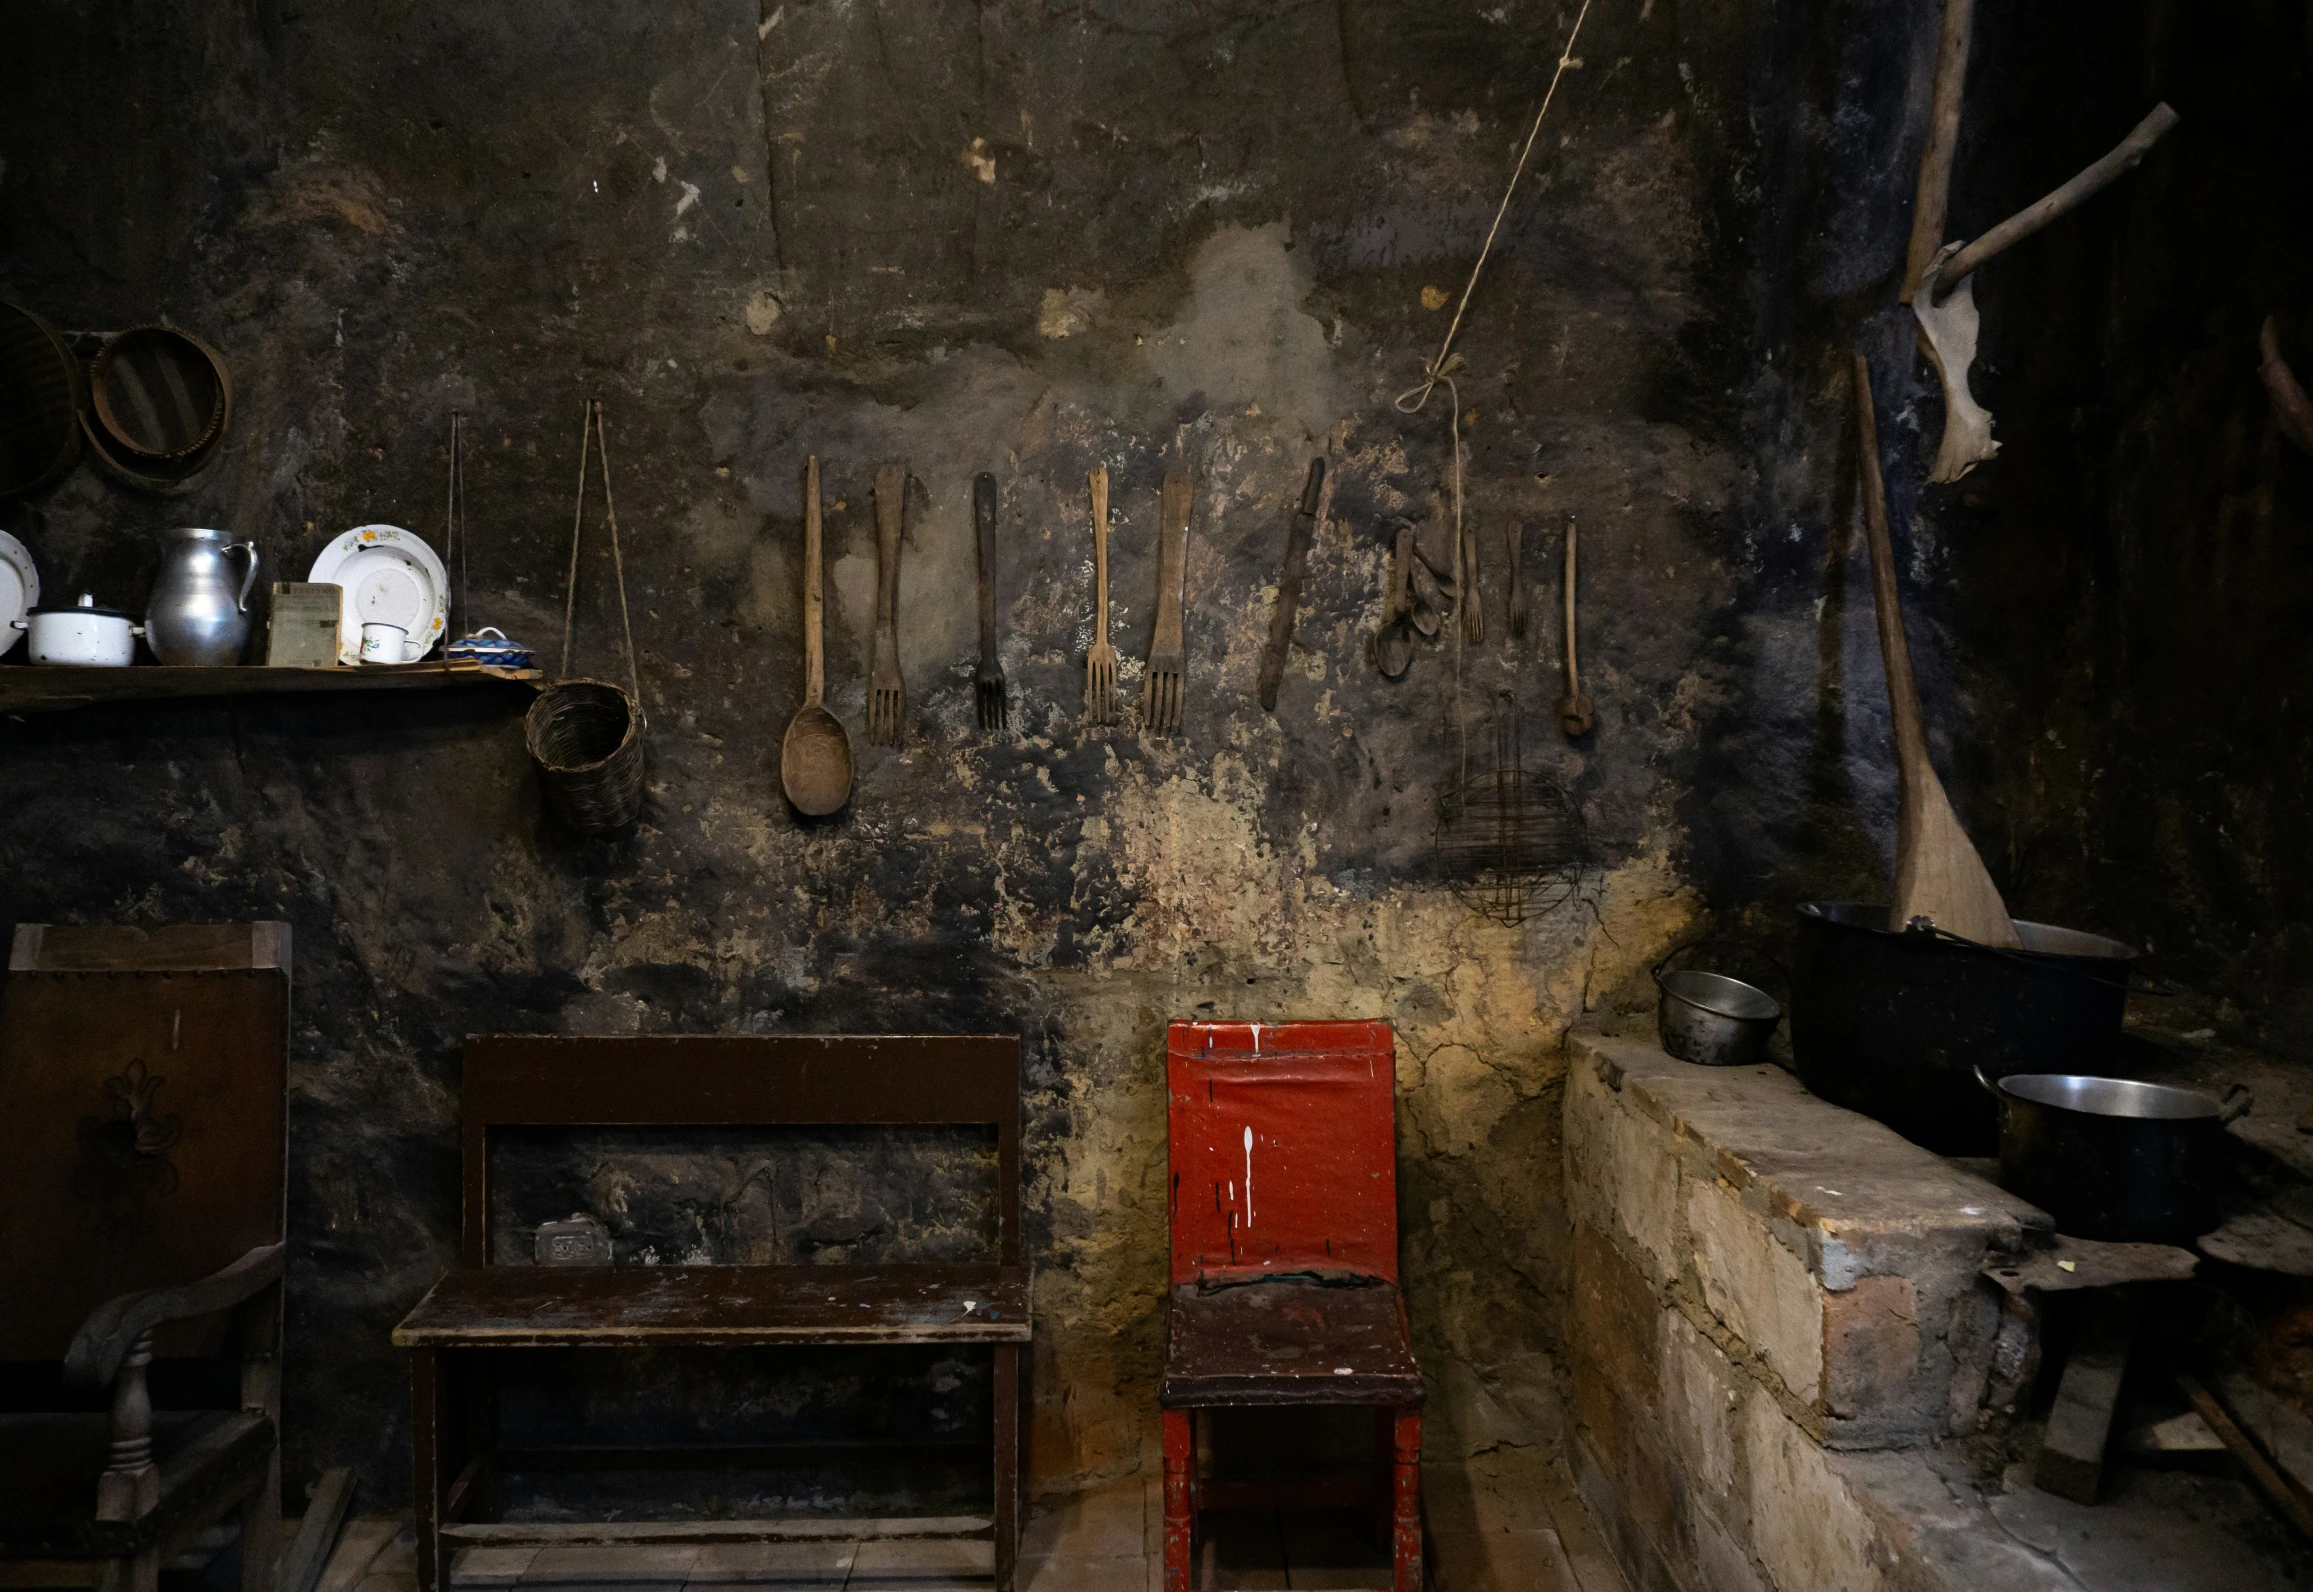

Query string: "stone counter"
[[1563, 1030, 2058, 1592]]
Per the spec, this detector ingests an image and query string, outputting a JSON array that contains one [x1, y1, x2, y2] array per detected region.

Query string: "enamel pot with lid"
[[16, 594, 143, 666], [1979, 1065, 2249, 1243]]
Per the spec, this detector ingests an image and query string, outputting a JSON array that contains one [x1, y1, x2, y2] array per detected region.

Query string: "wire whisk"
[[1435, 690, 1584, 924]]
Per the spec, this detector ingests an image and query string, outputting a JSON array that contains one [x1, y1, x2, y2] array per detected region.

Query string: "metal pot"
[[1980, 1065, 2248, 1243], [1792, 903, 2139, 1154], [15, 595, 142, 666], [145, 527, 258, 665], [1654, 947, 1782, 1067]]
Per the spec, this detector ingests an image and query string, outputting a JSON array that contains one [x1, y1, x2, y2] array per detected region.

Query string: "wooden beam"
[[1901, 0, 1977, 303], [2036, 1288, 2139, 1503], [2180, 1372, 2313, 1537], [278, 1469, 355, 1592], [0, 662, 538, 717]]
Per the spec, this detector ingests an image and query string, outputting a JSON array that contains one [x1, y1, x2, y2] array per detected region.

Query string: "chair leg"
[[98, 1549, 160, 1592], [1162, 1408, 1193, 1592], [411, 1349, 449, 1592], [994, 1345, 1019, 1592], [1390, 1410, 1423, 1592], [1372, 1408, 1397, 1549]]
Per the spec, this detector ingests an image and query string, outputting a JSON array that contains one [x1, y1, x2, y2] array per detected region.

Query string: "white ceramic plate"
[[0, 532, 39, 656], [307, 524, 447, 664]]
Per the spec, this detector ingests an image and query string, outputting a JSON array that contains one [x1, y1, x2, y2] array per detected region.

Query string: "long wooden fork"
[[1143, 470, 1190, 734], [867, 465, 905, 746], [1084, 466, 1117, 724]]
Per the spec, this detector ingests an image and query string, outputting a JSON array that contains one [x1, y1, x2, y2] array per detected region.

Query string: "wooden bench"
[[391, 1034, 1026, 1592]]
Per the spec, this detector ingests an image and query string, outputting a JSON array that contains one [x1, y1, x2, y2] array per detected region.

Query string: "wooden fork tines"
[[1084, 466, 1118, 725], [1142, 470, 1190, 735], [973, 471, 1007, 733], [867, 465, 907, 746]]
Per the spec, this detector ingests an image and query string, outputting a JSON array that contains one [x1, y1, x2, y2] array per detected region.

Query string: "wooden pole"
[[1901, 0, 1977, 305], [1937, 103, 2180, 291]]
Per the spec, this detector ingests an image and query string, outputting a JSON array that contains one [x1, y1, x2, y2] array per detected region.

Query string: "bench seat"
[[392, 1263, 1029, 1349]]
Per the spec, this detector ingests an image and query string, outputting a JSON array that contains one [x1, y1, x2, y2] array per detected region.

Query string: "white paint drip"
[[1243, 1126, 1255, 1227], [674, 181, 701, 217], [1250, 1021, 1263, 1053], [757, 5, 784, 38]]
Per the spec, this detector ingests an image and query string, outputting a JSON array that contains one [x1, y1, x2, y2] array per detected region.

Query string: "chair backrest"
[[459, 1034, 1023, 1266], [0, 923, 289, 1360], [1165, 1020, 1399, 1287]]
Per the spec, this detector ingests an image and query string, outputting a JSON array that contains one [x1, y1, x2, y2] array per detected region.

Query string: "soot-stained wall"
[[3, 0, 2244, 1507]]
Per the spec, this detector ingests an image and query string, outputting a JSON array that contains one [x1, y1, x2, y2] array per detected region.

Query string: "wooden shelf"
[[0, 661, 543, 716]]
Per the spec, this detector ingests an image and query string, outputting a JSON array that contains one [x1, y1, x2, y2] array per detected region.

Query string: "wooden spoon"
[[1405, 536, 1446, 638], [1376, 523, 1415, 678], [1852, 353, 2018, 947], [779, 454, 853, 816]]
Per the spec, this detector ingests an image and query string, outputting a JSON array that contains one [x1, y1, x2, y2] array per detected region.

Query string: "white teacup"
[[359, 621, 408, 663]]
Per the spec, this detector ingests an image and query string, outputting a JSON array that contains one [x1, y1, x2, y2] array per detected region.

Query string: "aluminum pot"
[[1656, 968, 1781, 1067], [1980, 1066, 2248, 1243], [15, 594, 142, 666]]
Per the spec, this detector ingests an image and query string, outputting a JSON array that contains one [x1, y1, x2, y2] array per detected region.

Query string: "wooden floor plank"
[[317, 1519, 406, 1592]]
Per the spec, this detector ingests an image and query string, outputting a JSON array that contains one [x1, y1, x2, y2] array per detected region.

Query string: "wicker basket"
[[524, 679, 644, 833]]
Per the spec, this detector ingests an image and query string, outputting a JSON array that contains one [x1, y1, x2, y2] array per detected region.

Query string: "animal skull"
[[1913, 243, 1999, 483]]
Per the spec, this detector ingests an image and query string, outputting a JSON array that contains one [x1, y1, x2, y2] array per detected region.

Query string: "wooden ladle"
[[1852, 354, 2018, 947], [779, 454, 853, 816]]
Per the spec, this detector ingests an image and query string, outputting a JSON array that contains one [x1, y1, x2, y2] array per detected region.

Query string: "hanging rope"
[[444, 411, 467, 646], [559, 398, 642, 704], [1395, 0, 1592, 777]]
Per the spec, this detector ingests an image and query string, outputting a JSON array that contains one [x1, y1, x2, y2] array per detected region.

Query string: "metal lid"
[[28, 593, 133, 620]]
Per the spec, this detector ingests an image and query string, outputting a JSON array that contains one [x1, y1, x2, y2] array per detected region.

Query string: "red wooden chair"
[[1160, 1020, 1423, 1592]]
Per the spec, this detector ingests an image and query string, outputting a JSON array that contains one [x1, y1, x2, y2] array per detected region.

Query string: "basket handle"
[[558, 399, 641, 704]]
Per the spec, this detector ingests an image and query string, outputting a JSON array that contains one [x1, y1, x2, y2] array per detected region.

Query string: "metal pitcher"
[[145, 528, 258, 665]]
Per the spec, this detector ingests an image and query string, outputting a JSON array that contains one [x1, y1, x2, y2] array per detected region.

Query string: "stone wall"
[[1564, 1031, 2049, 1592], [0, 0, 1797, 1504], [5, 0, 2295, 1523]]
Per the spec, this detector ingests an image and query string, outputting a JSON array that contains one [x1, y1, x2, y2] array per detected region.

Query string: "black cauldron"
[[1790, 903, 2138, 1155]]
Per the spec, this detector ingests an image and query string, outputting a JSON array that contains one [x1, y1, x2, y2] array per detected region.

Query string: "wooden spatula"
[[1853, 352, 2020, 948]]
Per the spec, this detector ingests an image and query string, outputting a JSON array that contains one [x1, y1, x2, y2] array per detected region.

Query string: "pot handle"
[[1917, 921, 2176, 998], [2221, 1083, 2254, 1124], [228, 541, 260, 613], [1973, 1063, 2002, 1098], [1654, 936, 1789, 997]]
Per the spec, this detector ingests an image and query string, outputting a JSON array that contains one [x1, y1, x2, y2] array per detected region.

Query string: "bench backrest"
[[1165, 1020, 1399, 1287], [460, 1034, 1023, 1266]]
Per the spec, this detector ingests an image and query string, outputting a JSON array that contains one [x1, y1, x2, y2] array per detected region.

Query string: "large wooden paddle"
[[1852, 352, 2020, 947]]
